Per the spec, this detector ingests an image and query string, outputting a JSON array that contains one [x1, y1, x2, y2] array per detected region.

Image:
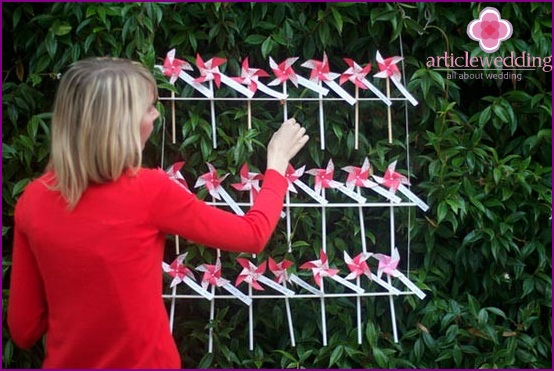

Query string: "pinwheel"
[[162, 253, 214, 299], [372, 160, 429, 211], [301, 52, 356, 149], [165, 161, 191, 193], [339, 58, 392, 149], [233, 57, 287, 129], [267, 56, 330, 121], [372, 247, 426, 300], [231, 163, 263, 204], [194, 163, 245, 215], [374, 51, 418, 106], [194, 54, 254, 148], [374, 51, 418, 143]]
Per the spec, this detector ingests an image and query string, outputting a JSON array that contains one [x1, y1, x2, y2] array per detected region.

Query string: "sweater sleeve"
[[8, 194, 48, 349], [149, 169, 288, 254]]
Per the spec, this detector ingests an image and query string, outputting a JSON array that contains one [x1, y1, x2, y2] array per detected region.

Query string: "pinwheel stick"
[[171, 91, 177, 144], [320, 188, 328, 346], [283, 280, 296, 347], [248, 285, 254, 350], [283, 82, 288, 120], [318, 82, 325, 150], [209, 81, 217, 148], [356, 276, 362, 344], [286, 191, 292, 252], [386, 78, 393, 144], [354, 86, 360, 150], [247, 99, 252, 130]]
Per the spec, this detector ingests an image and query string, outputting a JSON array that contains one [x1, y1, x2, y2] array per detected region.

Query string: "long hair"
[[48, 57, 158, 209]]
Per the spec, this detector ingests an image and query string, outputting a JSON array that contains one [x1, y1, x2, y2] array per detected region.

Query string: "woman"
[[7, 57, 309, 368]]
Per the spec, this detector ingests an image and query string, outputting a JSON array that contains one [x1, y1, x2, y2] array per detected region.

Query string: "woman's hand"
[[266, 118, 309, 175]]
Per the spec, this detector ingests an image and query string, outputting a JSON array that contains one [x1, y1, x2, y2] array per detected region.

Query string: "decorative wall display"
[[158, 49, 427, 351]]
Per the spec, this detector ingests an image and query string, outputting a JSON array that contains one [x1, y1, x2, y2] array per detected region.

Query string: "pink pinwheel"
[[231, 163, 263, 200], [302, 52, 339, 83], [340, 58, 372, 89], [233, 57, 269, 92], [194, 54, 227, 88], [372, 248, 401, 279], [373, 160, 410, 193], [342, 158, 373, 190], [196, 259, 230, 290], [162, 253, 195, 288], [161, 49, 192, 84], [267, 57, 301, 87], [306, 159, 341, 195], [343, 251, 372, 280], [284, 164, 305, 193], [194, 163, 229, 200], [374, 51, 403, 82], [268, 257, 293, 284], [166, 161, 191, 192], [235, 258, 267, 291], [299, 250, 339, 288]]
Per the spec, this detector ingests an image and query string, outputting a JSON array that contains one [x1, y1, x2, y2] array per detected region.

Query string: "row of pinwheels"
[[156, 50, 418, 149]]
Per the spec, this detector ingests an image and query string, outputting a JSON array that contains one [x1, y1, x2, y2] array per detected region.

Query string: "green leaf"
[[328, 345, 344, 367], [244, 34, 266, 45]]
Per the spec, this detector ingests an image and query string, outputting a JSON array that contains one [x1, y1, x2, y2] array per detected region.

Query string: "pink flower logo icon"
[[467, 7, 513, 53]]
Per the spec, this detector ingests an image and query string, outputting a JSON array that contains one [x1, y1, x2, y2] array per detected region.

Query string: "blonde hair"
[[48, 57, 158, 209]]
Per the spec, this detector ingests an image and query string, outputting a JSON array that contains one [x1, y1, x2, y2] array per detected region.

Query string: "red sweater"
[[8, 168, 287, 368]]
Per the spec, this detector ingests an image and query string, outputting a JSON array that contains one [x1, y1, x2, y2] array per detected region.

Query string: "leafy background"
[[2, 2, 551, 368]]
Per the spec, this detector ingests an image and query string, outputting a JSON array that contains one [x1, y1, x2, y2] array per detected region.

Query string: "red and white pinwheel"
[[162, 253, 195, 288], [165, 161, 191, 193], [160, 49, 190, 84], [268, 257, 293, 284], [235, 258, 267, 291], [374, 51, 418, 106], [285, 164, 328, 204], [231, 163, 263, 202], [233, 57, 286, 99], [301, 52, 356, 105], [342, 158, 402, 203], [164, 253, 214, 300], [306, 159, 366, 203], [340, 58, 391, 105], [372, 247, 427, 299], [299, 250, 339, 288], [196, 258, 229, 289], [195, 163, 244, 215], [196, 258, 252, 305], [372, 161, 428, 210], [343, 251, 372, 280]]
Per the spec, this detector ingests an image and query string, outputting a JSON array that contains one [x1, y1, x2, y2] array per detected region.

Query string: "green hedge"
[[2, 2, 551, 368]]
